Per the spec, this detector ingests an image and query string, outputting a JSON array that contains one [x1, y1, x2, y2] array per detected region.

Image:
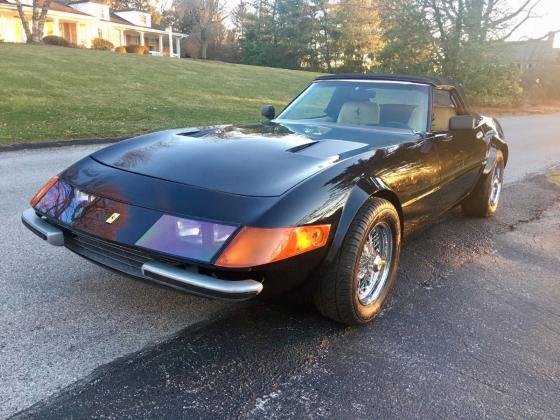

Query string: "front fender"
[[324, 178, 401, 264]]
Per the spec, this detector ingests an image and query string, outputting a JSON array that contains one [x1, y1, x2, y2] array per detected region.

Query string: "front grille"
[[64, 232, 155, 278]]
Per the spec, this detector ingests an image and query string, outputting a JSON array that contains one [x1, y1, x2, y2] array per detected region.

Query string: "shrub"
[[43, 36, 72, 48], [455, 43, 523, 107], [92, 37, 114, 51], [125, 45, 149, 55], [114, 46, 127, 54]]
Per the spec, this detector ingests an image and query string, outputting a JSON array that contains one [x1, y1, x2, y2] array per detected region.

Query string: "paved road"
[[1, 113, 559, 418], [501, 113, 560, 182]]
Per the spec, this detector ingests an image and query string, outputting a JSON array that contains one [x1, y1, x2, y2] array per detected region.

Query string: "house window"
[[98, 28, 102, 38], [148, 37, 157, 51]]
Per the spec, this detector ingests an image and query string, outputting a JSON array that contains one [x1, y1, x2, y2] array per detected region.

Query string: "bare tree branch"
[[491, 0, 538, 27], [495, 0, 540, 40]]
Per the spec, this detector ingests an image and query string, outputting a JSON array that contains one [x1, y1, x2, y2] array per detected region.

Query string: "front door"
[[431, 88, 486, 211], [61, 22, 77, 44]]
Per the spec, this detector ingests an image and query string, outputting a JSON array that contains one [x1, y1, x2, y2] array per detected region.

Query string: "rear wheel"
[[462, 150, 504, 217], [313, 198, 401, 326]]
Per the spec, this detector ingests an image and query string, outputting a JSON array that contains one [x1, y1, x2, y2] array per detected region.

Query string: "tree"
[[313, 0, 344, 72], [336, 0, 384, 72], [181, 0, 225, 59], [377, 0, 436, 73], [15, 0, 51, 44], [422, 0, 541, 74], [231, 0, 249, 40], [240, 0, 331, 70]]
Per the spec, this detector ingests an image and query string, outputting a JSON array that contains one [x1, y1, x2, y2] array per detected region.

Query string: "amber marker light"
[[215, 224, 331, 268], [29, 175, 59, 207]]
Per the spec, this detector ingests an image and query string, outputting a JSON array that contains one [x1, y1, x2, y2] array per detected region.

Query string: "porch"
[[121, 28, 182, 57]]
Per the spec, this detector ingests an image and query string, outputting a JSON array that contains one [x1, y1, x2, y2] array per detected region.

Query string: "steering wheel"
[[383, 121, 409, 129]]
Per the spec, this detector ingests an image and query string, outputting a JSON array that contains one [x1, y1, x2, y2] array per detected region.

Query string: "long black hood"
[[92, 123, 412, 197]]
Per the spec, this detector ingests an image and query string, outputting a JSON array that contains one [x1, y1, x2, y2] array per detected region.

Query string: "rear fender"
[[482, 117, 508, 173]]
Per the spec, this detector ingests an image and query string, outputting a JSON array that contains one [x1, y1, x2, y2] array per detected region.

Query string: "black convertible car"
[[22, 74, 507, 325]]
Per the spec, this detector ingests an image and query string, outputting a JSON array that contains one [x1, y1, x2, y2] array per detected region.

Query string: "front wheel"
[[462, 150, 504, 217], [313, 198, 401, 326]]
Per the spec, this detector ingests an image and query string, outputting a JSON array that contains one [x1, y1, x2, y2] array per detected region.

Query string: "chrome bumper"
[[21, 208, 263, 300], [21, 208, 64, 246], [141, 261, 263, 300]]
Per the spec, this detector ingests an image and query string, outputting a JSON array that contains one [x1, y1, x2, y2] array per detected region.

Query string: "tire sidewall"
[[350, 204, 401, 323], [487, 153, 505, 215]]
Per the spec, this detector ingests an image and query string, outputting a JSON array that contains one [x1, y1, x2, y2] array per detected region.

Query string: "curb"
[[0, 137, 126, 153]]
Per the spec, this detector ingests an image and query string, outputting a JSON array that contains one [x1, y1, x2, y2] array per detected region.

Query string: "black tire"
[[462, 150, 504, 217], [313, 197, 401, 326]]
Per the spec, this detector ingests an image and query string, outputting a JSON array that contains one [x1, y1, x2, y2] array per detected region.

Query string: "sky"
[[506, 0, 560, 42]]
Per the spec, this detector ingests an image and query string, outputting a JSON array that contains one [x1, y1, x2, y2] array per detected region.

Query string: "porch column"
[[76, 23, 82, 46], [53, 17, 60, 36], [175, 37, 180, 58], [167, 26, 173, 56], [120, 29, 125, 46], [139, 31, 144, 46], [158, 34, 163, 54], [0, 16, 6, 41]]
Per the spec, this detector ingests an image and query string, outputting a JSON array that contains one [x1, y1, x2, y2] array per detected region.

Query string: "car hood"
[[92, 123, 373, 197]]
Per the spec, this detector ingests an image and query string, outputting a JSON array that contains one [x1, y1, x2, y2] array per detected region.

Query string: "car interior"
[[322, 86, 429, 132]]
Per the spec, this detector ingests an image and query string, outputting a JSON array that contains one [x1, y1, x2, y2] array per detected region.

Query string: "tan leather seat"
[[408, 106, 424, 132], [337, 101, 380, 126], [432, 106, 457, 131]]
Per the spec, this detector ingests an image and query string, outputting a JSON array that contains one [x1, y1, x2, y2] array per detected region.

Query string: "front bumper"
[[22, 208, 65, 246], [21, 208, 263, 301]]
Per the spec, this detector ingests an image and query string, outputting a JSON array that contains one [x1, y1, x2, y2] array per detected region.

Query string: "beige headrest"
[[337, 101, 380, 126], [432, 106, 456, 132]]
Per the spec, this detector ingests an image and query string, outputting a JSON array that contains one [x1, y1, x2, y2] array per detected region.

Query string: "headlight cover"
[[135, 214, 238, 262]]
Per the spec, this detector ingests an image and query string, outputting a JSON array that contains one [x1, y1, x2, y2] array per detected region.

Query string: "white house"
[[0, 0, 186, 57]]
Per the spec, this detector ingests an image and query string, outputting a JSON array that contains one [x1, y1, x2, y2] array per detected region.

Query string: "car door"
[[430, 88, 485, 211]]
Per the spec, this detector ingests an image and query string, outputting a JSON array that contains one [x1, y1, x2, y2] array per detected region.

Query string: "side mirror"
[[449, 115, 475, 130], [261, 104, 275, 120]]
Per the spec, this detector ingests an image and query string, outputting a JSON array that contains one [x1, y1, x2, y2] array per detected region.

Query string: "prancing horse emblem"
[[106, 212, 120, 224]]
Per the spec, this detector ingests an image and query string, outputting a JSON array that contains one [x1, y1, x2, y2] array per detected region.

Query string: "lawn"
[[0, 44, 319, 145]]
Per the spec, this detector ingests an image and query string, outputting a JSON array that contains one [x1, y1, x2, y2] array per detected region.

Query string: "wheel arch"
[[325, 181, 403, 264], [483, 140, 508, 175]]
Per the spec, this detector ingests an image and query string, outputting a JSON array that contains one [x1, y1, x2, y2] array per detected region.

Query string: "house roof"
[[502, 39, 558, 64], [51, 1, 92, 15], [0, 0, 92, 16], [109, 11, 133, 25], [0, 0, 179, 33], [68, 0, 109, 4], [114, 8, 145, 12]]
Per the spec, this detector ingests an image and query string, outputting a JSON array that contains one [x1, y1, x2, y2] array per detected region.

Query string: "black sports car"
[[22, 74, 507, 325]]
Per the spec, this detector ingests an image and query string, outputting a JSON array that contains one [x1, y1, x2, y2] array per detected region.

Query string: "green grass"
[[0, 44, 319, 145]]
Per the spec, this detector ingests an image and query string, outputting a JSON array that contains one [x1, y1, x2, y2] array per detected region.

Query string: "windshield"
[[278, 80, 430, 133]]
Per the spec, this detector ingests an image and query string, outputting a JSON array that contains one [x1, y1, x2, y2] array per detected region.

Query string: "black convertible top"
[[315, 73, 462, 88], [314, 73, 469, 106]]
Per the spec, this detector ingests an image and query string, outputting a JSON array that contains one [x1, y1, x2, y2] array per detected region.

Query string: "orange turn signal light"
[[30, 175, 59, 207], [215, 224, 331, 268]]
